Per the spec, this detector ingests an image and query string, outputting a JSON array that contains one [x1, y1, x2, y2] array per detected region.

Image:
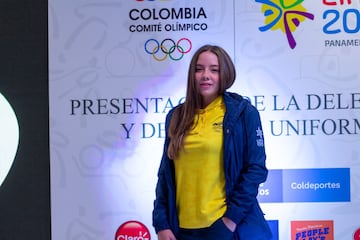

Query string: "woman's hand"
[[157, 229, 177, 240], [222, 217, 236, 232]]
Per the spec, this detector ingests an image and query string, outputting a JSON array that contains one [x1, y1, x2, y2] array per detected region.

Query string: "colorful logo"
[[144, 38, 192, 61], [0, 92, 19, 188], [115, 221, 151, 240], [354, 228, 360, 240], [291, 220, 334, 240], [256, 0, 314, 49]]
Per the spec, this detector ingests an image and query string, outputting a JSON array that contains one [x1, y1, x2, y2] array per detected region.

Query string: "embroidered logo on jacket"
[[212, 122, 223, 132], [256, 127, 264, 147]]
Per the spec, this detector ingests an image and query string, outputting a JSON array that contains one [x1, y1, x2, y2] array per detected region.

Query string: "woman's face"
[[194, 51, 220, 108]]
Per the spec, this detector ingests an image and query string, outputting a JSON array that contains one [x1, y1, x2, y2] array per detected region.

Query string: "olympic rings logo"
[[144, 38, 192, 61]]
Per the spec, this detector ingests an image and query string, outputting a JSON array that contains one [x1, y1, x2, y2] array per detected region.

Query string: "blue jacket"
[[153, 92, 272, 239]]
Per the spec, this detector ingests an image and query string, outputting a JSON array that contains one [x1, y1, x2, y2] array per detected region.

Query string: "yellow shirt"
[[174, 96, 227, 228]]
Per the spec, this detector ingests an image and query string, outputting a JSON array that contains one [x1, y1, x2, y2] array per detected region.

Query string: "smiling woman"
[[0, 92, 19, 188], [153, 45, 272, 240]]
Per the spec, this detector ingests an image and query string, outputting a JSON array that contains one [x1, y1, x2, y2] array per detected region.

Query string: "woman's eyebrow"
[[195, 64, 219, 67]]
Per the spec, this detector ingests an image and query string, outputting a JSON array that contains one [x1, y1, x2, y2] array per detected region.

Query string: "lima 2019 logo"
[[256, 0, 315, 49], [0, 92, 19, 188]]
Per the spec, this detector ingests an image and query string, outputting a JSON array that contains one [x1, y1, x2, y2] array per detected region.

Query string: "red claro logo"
[[115, 221, 151, 240], [354, 228, 360, 240]]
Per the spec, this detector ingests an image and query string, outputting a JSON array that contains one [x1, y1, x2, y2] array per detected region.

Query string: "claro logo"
[[115, 221, 151, 240], [0, 92, 19, 188]]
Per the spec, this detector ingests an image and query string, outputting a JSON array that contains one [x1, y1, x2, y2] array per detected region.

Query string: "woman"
[[152, 45, 272, 240]]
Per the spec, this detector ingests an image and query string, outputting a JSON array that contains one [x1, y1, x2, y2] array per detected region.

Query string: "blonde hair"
[[167, 45, 236, 159]]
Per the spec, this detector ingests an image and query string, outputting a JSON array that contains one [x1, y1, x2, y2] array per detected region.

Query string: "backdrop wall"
[[49, 1, 360, 239]]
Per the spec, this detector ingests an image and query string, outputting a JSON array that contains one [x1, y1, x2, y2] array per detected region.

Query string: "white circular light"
[[0, 92, 19, 188]]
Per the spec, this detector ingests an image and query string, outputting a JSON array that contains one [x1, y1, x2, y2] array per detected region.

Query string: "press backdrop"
[[49, 1, 360, 239]]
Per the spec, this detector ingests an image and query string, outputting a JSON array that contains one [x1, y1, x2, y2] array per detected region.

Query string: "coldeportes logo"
[[115, 220, 151, 240], [0, 92, 19, 188], [144, 38, 192, 61], [256, 0, 314, 49]]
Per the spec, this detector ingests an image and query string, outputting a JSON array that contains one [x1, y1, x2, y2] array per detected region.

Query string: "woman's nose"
[[202, 69, 210, 79]]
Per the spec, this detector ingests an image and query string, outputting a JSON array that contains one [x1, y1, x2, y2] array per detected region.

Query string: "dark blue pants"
[[179, 218, 234, 240]]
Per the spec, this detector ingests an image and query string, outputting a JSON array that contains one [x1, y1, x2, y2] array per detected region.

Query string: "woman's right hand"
[[157, 229, 177, 240]]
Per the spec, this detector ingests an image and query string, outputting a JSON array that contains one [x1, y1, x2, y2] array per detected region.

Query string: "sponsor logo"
[[0, 92, 19, 188], [291, 220, 334, 240], [115, 220, 151, 240], [354, 228, 360, 240], [257, 0, 360, 48], [323, 1, 360, 47], [256, 0, 314, 49], [144, 38, 192, 61], [267, 220, 279, 240], [258, 168, 350, 203]]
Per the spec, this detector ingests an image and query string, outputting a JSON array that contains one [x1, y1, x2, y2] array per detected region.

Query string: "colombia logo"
[[256, 0, 314, 49]]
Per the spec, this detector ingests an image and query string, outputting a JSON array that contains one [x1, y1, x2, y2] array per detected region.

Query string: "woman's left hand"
[[222, 217, 236, 232]]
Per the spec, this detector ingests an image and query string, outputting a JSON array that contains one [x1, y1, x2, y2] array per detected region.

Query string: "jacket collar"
[[223, 92, 248, 129]]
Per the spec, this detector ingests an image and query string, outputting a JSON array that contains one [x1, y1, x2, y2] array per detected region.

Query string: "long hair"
[[167, 45, 236, 159]]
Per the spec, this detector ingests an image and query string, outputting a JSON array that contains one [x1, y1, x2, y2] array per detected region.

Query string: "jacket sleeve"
[[152, 110, 173, 233], [224, 103, 268, 224]]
